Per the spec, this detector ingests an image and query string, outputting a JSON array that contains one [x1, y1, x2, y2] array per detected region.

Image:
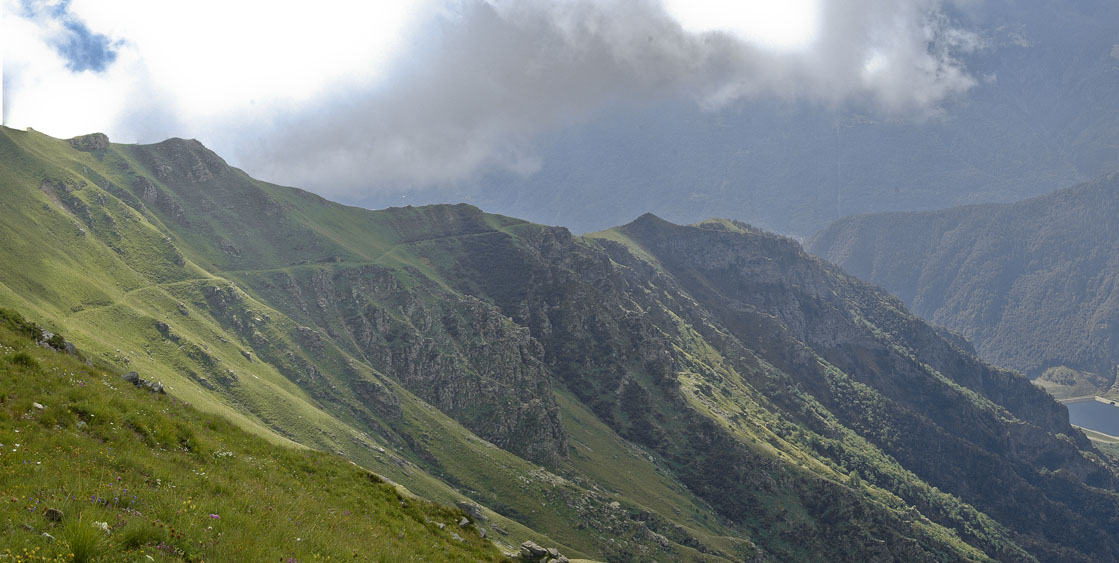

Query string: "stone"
[[520, 541, 549, 559], [32, 402, 45, 410], [122, 371, 140, 385], [456, 500, 487, 521], [68, 133, 109, 151], [42, 532, 56, 541], [44, 507, 63, 523], [458, 516, 470, 528]]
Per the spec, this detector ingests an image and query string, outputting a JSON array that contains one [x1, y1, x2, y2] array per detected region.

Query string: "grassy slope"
[[0, 127, 753, 560], [7, 126, 1106, 560], [0, 310, 502, 562]]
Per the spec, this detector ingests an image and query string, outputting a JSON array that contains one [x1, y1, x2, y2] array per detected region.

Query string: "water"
[[1067, 400, 1119, 436]]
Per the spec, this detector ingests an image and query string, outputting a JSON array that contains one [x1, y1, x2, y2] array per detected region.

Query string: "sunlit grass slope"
[[0, 309, 503, 562]]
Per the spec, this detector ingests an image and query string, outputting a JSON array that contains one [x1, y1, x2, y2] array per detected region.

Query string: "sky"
[[2, 0, 983, 200]]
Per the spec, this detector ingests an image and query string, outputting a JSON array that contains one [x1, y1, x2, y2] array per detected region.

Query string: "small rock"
[[20, 523, 34, 532], [32, 402, 45, 410], [547, 548, 560, 558], [478, 527, 487, 538], [42, 532, 56, 541], [434, 522, 445, 529], [451, 532, 464, 542], [44, 507, 63, 523], [122, 371, 140, 385], [458, 516, 470, 528]]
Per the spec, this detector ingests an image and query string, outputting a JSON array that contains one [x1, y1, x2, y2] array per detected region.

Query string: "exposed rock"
[[68, 133, 109, 151], [44, 508, 63, 523], [121, 371, 165, 394], [220, 239, 242, 256], [456, 501, 487, 522], [352, 379, 402, 420], [457, 516, 470, 528], [520, 541, 548, 559]]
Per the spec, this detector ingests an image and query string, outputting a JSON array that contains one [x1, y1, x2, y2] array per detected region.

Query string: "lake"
[[1067, 400, 1119, 436]]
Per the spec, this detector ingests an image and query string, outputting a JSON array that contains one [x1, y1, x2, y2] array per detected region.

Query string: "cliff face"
[[5, 127, 1119, 561], [808, 174, 1119, 398], [239, 263, 569, 465]]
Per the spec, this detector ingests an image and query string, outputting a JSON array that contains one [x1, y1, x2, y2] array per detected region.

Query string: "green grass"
[[0, 310, 505, 562]]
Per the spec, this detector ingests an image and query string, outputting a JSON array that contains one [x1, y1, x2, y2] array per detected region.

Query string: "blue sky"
[[20, 0, 119, 71]]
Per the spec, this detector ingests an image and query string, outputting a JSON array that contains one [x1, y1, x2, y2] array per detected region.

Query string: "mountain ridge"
[[3, 125, 1119, 560], [808, 173, 1119, 401]]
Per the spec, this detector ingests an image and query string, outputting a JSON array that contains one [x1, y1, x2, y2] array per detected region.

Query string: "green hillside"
[[2, 125, 1119, 561], [0, 309, 501, 561], [808, 174, 1119, 401]]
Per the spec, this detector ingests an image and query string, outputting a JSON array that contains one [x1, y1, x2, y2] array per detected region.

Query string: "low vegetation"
[[0, 309, 503, 562]]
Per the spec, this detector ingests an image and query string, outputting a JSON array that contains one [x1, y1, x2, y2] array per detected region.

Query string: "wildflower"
[[92, 521, 111, 535], [209, 514, 220, 519]]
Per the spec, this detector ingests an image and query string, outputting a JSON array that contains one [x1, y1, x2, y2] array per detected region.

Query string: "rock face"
[[406, 211, 1119, 562], [248, 264, 569, 465], [68, 133, 109, 151]]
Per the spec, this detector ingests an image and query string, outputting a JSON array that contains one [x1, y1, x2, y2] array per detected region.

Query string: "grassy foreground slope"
[[0, 309, 501, 561]]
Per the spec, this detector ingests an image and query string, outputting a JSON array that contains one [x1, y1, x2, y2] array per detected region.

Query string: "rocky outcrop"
[[68, 133, 109, 151], [253, 264, 569, 465]]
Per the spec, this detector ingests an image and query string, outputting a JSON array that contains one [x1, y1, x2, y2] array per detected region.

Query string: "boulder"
[[520, 541, 548, 559]]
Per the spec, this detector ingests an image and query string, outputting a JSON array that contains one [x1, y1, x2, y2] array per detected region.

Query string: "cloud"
[[2, 0, 983, 198], [19, 0, 120, 72]]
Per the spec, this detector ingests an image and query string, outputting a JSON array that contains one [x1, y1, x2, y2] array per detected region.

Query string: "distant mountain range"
[[4, 125, 1119, 560], [376, 0, 1119, 237], [809, 173, 1119, 401]]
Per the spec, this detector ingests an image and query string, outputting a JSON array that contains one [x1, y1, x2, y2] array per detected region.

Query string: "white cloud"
[[2, 0, 983, 197]]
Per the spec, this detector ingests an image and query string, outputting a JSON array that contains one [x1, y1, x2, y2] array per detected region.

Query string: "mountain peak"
[[68, 132, 109, 151]]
